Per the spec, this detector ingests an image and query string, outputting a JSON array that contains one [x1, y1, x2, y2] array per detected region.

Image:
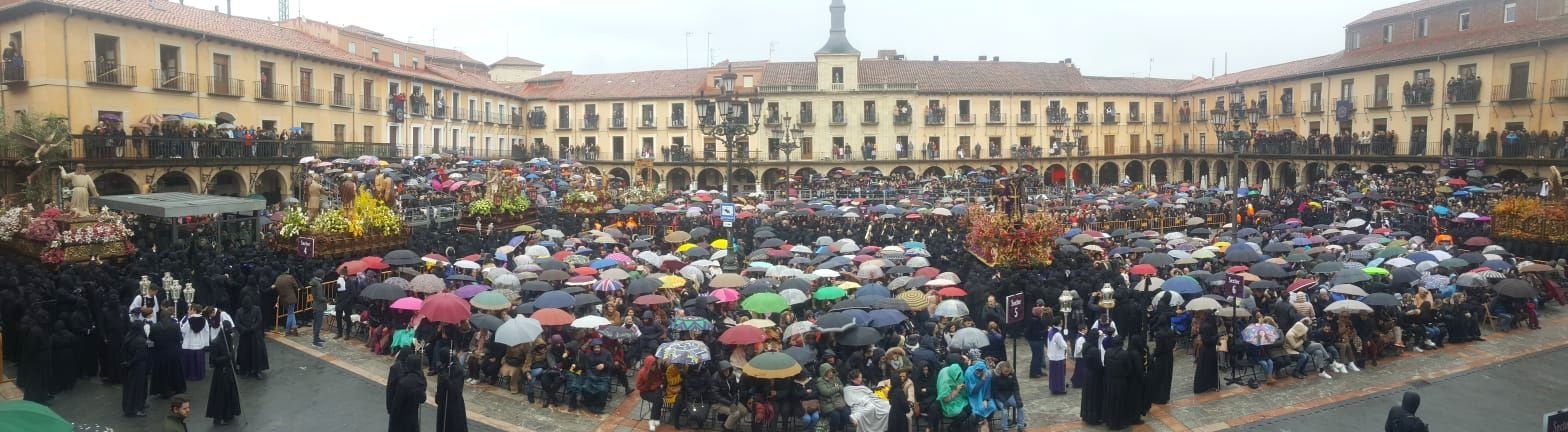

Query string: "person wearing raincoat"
[[963, 356, 996, 430], [935, 354, 970, 428]]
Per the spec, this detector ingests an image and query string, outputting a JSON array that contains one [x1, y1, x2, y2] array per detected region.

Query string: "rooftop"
[[97, 192, 266, 219], [492, 56, 544, 68]]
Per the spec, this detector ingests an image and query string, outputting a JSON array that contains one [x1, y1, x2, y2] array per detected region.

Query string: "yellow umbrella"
[[677, 243, 697, 253], [838, 281, 862, 290], [1213, 241, 1231, 252], [710, 239, 730, 250], [660, 275, 687, 289]]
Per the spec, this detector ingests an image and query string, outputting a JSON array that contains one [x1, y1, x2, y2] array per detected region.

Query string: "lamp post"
[[1058, 292, 1074, 329], [772, 115, 804, 198], [1053, 123, 1083, 193], [1212, 100, 1259, 227], [697, 64, 763, 194]]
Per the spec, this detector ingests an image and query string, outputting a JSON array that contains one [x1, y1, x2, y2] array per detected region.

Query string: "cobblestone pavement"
[[283, 307, 1568, 432]]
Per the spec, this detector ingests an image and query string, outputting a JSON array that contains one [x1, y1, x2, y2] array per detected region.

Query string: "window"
[[393, 53, 402, 67], [1383, 24, 1393, 43], [1458, 9, 1471, 31], [1349, 31, 1361, 49], [831, 67, 844, 84], [1458, 63, 1477, 77], [1417, 17, 1429, 38], [363, 125, 375, 143], [1503, 2, 1517, 23], [742, 75, 753, 87], [371, 48, 380, 62], [333, 124, 346, 142], [348, 42, 357, 54], [1341, 79, 1354, 101]]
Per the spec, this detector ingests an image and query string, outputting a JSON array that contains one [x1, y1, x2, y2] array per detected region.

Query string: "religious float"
[[459, 169, 538, 233], [272, 190, 410, 258], [965, 207, 1067, 268], [1492, 167, 1568, 244], [0, 205, 138, 265]]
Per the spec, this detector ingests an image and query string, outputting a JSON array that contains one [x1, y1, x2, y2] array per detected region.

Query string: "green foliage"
[[0, 111, 72, 206]]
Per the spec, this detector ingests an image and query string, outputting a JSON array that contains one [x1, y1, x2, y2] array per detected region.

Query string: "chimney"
[[992, 56, 999, 62], [932, 55, 940, 61], [978, 55, 987, 61], [876, 49, 898, 60]]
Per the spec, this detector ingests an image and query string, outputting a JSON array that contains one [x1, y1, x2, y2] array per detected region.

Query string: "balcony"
[[361, 95, 381, 112], [1446, 76, 1483, 104], [798, 112, 814, 125], [410, 103, 427, 117], [512, 114, 522, 127], [528, 113, 548, 129], [68, 135, 399, 163], [1303, 101, 1324, 114], [1101, 113, 1119, 124], [639, 117, 657, 129], [1365, 92, 1392, 110], [1492, 83, 1535, 103], [669, 116, 688, 128], [1151, 112, 1167, 124], [1017, 113, 1036, 124], [330, 92, 354, 108], [255, 82, 288, 102], [154, 70, 196, 93], [1010, 146, 1043, 159], [765, 114, 781, 126], [1274, 103, 1294, 117], [1127, 112, 1143, 124], [1047, 112, 1070, 124], [581, 115, 600, 130], [1553, 79, 1568, 100], [556, 117, 572, 130], [1195, 111, 1209, 122], [699, 115, 716, 127], [296, 88, 323, 105], [432, 105, 447, 119], [1074, 113, 1092, 124], [1, 60, 27, 84], [467, 109, 482, 122], [1404, 89, 1435, 107], [830, 113, 847, 126], [893, 112, 912, 125], [610, 116, 627, 129], [956, 113, 974, 124], [84, 61, 135, 86], [862, 112, 878, 125], [1178, 113, 1192, 123], [207, 77, 244, 97], [980, 112, 1002, 124], [924, 109, 946, 125]]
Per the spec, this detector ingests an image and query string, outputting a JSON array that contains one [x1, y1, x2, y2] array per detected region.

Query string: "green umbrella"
[[1284, 253, 1313, 263], [740, 351, 804, 379], [741, 292, 790, 314], [813, 286, 848, 301], [0, 401, 71, 432], [1362, 267, 1390, 276], [470, 291, 512, 311], [1375, 246, 1407, 259], [1439, 258, 1470, 269]]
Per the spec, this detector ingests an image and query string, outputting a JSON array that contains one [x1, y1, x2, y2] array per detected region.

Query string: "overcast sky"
[[192, 0, 1408, 78]]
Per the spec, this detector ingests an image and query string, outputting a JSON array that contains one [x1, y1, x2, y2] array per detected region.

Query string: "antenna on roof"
[[278, 0, 289, 21], [769, 41, 777, 61]]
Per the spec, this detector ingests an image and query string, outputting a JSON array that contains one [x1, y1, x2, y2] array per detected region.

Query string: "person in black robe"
[[234, 295, 270, 379], [149, 309, 187, 399], [1102, 337, 1141, 430], [1147, 325, 1177, 405], [17, 315, 52, 404], [1192, 313, 1221, 394], [1078, 329, 1105, 426], [1385, 391, 1428, 432], [205, 325, 242, 425], [100, 304, 127, 385], [388, 351, 427, 432], [435, 359, 468, 432], [122, 319, 152, 417]]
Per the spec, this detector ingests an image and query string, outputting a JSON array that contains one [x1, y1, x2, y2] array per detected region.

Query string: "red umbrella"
[[419, 293, 471, 324], [915, 267, 941, 278], [1463, 236, 1492, 247], [361, 256, 390, 271], [719, 325, 766, 345], [553, 251, 572, 261], [573, 267, 599, 276], [532, 308, 575, 326], [1447, 178, 1467, 187], [1225, 265, 1248, 274], [462, 254, 482, 262], [1130, 264, 1158, 276], [1287, 278, 1316, 293], [937, 287, 967, 297], [634, 294, 671, 306], [338, 260, 368, 276]]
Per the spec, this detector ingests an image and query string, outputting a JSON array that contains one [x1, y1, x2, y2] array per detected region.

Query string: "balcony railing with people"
[[207, 77, 244, 97], [1404, 79, 1435, 106], [410, 102, 427, 117], [639, 116, 658, 129], [155, 70, 196, 92], [1446, 75, 1482, 104], [669, 115, 688, 128], [893, 110, 912, 126], [610, 115, 627, 129], [72, 134, 400, 162], [256, 82, 287, 102], [1075, 112, 1092, 124], [1102, 112, 1119, 124], [330, 92, 354, 108], [85, 61, 135, 86], [862, 111, 878, 125], [527, 112, 547, 128], [1047, 109, 1070, 125], [582, 114, 600, 130], [1, 60, 27, 83], [361, 95, 381, 112], [1011, 146, 1043, 159], [296, 88, 323, 104], [798, 111, 814, 125], [1492, 83, 1535, 102], [830, 112, 847, 125], [1018, 113, 1037, 124], [512, 114, 523, 127], [925, 108, 946, 125], [1366, 92, 1393, 110], [986, 111, 1005, 124]]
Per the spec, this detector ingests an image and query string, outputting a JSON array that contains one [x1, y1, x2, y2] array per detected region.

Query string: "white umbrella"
[[1324, 299, 1373, 314], [783, 321, 817, 339], [571, 315, 613, 329], [1133, 277, 1166, 292], [947, 327, 990, 349], [496, 317, 544, 346], [1384, 257, 1415, 268], [925, 279, 956, 287], [524, 245, 550, 258], [1185, 297, 1222, 311], [813, 269, 842, 279], [542, 229, 565, 238], [1329, 284, 1368, 297], [454, 260, 480, 270], [933, 299, 969, 317], [936, 272, 962, 283], [780, 288, 809, 305]]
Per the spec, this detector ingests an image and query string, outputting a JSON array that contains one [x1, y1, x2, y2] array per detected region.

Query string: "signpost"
[[719, 203, 736, 228], [297, 237, 316, 258], [1546, 408, 1568, 432], [1005, 292, 1025, 367], [1225, 273, 1246, 299]]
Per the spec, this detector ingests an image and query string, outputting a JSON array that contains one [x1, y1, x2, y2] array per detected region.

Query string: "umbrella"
[[0, 401, 72, 432], [634, 294, 671, 306], [1163, 276, 1203, 295], [719, 325, 767, 345], [838, 326, 881, 347], [816, 312, 858, 332], [1361, 293, 1399, 307], [933, 299, 969, 317], [361, 282, 405, 300], [495, 318, 544, 346], [814, 286, 849, 301], [784, 321, 817, 339], [531, 308, 575, 326], [409, 274, 445, 294], [1311, 262, 1344, 274], [570, 315, 613, 329], [898, 290, 929, 310], [782, 346, 818, 366], [1324, 299, 1373, 314], [1185, 297, 1222, 311], [741, 293, 790, 314], [742, 352, 803, 379], [670, 316, 713, 332], [383, 249, 422, 266], [1493, 279, 1537, 298], [1130, 264, 1158, 276], [419, 293, 470, 324], [867, 309, 908, 327], [946, 327, 990, 349], [454, 284, 490, 299], [1332, 269, 1371, 285], [740, 319, 777, 328], [1241, 323, 1281, 345], [656, 340, 710, 365], [535, 291, 575, 309], [1519, 262, 1554, 273], [470, 291, 512, 311], [390, 296, 423, 311], [598, 325, 640, 342], [780, 288, 810, 305], [469, 313, 504, 331]]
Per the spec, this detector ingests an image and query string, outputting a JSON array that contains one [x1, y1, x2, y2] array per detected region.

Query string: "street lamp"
[[772, 115, 804, 196], [1053, 123, 1084, 192], [697, 64, 763, 194]]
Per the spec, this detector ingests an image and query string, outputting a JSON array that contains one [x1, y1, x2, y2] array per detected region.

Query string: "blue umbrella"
[[535, 291, 575, 309], [842, 309, 872, 326], [590, 258, 619, 269], [1407, 252, 1438, 263], [902, 241, 926, 250], [1432, 205, 1450, 216], [1291, 237, 1311, 247], [509, 236, 526, 247], [1163, 276, 1203, 295], [856, 284, 891, 299], [1481, 260, 1513, 272], [867, 309, 908, 327]]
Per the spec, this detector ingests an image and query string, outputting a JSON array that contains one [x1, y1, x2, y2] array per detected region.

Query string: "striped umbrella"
[[898, 290, 928, 310]]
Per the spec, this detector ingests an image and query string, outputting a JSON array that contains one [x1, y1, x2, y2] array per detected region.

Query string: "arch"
[[1149, 160, 1168, 184], [666, 168, 692, 191], [762, 168, 789, 189], [1496, 169, 1528, 182], [731, 168, 758, 193], [696, 168, 724, 191], [921, 166, 947, 178], [155, 171, 198, 194], [1234, 162, 1249, 187], [989, 164, 1008, 176], [1073, 163, 1094, 187], [1405, 165, 1427, 174], [1196, 160, 1210, 182], [1253, 161, 1272, 183], [861, 166, 882, 176], [1304, 162, 1328, 184], [93, 172, 140, 196], [1018, 164, 1037, 173], [635, 167, 661, 186], [1181, 160, 1194, 182], [1444, 168, 1470, 178], [208, 170, 247, 197], [1124, 161, 1145, 185], [608, 168, 632, 184], [1213, 161, 1229, 185], [795, 167, 819, 180], [827, 166, 850, 178], [583, 166, 603, 175], [1098, 162, 1120, 185], [890, 166, 916, 179], [1277, 162, 1298, 189], [1333, 163, 1355, 174], [256, 169, 287, 205], [1367, 164, 1389, 175], [1045, 164, 1067, 185], [954, 165, 975, 176]]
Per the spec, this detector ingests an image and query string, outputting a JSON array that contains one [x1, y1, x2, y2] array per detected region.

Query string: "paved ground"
[[40, 336, 498, 432], [1236, 344, 1568, 432]]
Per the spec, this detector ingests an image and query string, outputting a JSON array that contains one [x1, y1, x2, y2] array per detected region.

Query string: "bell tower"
[[815, 0, 860, 92]]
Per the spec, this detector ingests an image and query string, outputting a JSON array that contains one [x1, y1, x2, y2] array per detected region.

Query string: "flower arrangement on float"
[[965, 207, 1065, 268], [272, 190, 409, 257], [0, 204, 137, 264], [1493, 196, 1568, 243]]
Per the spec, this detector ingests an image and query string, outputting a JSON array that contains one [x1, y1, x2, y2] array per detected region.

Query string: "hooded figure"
[[148, 311, 187, 398], [1385, 392, 1428, 432], [964, 360, 996, 420], [234, 295, 270, 378], [935, 355, 969, 421], [1078, 329, 1105, 425], [388, 350, 427, 432], [1101, 336, 1145, 429], [205, 325, 242, 424], [435, 359, 468, 432], [1147, 324, 1177, 405], [121, 319, 152, 417]]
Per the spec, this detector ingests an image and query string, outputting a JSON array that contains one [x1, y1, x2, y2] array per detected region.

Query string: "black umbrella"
[[536, 260, 569, 271], [1390, 267, 1421, 289], [360, 282, 404, 300], [627, 279, 661, 295], [1458, 252, 1486, 265], [1140, 254, 1174, 268], [1493, 279, 1537, 298], [469, 313, 504, 331], [838, 326, 880, 347], [779, 278, 812, 292], [1248, 280, 1281, 290], [760, 238, 785, 248], [539, 270, 570, 281], [514, 302, 537, 316], [573, 293, 603, 307], [887, 265, 914, 276], [1332, 269, 1371, 285], [783, 346, 817, 365], [1361, 293, 1399, 307], [1224, 245, 1263, 263], [383, 249, 422, 266], [816, 312, 857, 332], [685, 247, 711, 258], [753, 231, 777, 239], [1261, 242, 1293, 254], [520, 280, 553, 293], [1248, 262, 1290, 279], [446, 274, 476, 282]]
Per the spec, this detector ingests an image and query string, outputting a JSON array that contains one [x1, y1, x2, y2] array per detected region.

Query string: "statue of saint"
[[59, 163, 99, 217], [374, 172, 394, 205], [337, 173, 358, 217], [304, 173, 323, 218]]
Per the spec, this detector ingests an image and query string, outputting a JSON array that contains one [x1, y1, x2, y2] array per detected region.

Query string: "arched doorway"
[[1278, 162, 1298, 189], [666, 168, 692, 191], [1213, 161, 1229, 185], [1045, 164, 1067, 185], [1496, 169, 1528, 182], [1234, 162, 1249, 187], [256, 169, 286, 205], [635, 167, 661, 186], [1150, 160, 1168, 184], [762, 168, 788, 190], [155, 171, 197, 193], [731, 169, 758, 193], [861, 166, 882, 177], [608, 168, 632, 186], [1197, 161, 1210, 183], [796, 167, 819, 181], [1253, 161, 1272, 185], [1124, 161, 1145, 185], [954, 165, 975, 176], [1098, 162, 1120, 185], [1368, 164, 1389, 175], [208, 170, 246, 197], [922, 166, 947, 178], [1304, 162, 1327, 184], [1333, 163, 1355, 174], [827, 167, 851, 178], [93, 172, 140, 196], [1073, 163, 1094, 187], [696, 168, 724, 191], [1181, 160, 1194, 182], [584, 166, 603, 176], [890, 166, 915, 179]]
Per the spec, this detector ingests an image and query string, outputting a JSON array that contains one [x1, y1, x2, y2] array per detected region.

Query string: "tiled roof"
[[426, 64, 513, 95], [1178, 18, 1568, 93], [761, 60, 1092, 94], [411, 43, 483, 66], [1348, 0, 1464, 26], [518, 69, 710, 101], [492, 56, 543, 68], [1083, 76, 1193, 95]]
